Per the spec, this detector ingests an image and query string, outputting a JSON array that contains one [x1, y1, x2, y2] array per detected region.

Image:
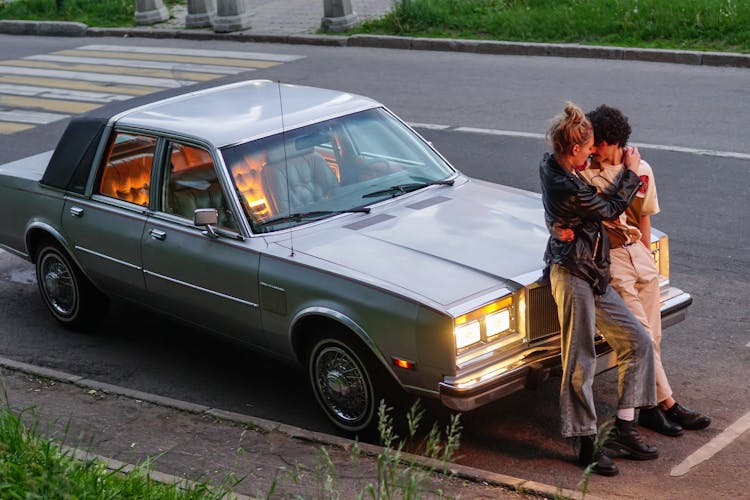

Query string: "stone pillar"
[[321, 0, 359, 32], [212, 0, 251, 33], [186, 0, 216, 28], [135, 0, 169, 25]]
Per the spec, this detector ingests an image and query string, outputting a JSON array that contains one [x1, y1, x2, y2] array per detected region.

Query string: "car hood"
[[283, 179, 550, 310]]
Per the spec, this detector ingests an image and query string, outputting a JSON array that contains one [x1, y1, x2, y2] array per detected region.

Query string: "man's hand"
[[623, 145, 641, 172], [551, 222, 575, 242]]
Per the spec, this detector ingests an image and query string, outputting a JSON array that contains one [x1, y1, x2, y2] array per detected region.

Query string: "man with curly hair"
[[580, 104, 711, 438]]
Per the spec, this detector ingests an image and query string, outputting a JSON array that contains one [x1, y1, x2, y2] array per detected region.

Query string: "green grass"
[[3, 0, 748, 52], [355, 0, 750, 53], [0, 404, 233, 499], [0, 0, 184, 27]]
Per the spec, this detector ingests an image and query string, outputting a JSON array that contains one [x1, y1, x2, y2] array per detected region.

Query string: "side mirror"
[[194, 208, 219, 238]]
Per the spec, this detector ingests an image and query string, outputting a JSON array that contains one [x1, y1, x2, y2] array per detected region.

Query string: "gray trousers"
[[550, 264, 656, 437]]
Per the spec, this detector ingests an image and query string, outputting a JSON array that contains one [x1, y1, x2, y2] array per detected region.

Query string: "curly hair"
[[547, 101, 593, 156], [586, 105, 631, 147]]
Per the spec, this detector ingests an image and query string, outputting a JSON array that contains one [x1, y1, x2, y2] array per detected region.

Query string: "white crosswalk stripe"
[[0, 110, 69, 125], [0, 45, 305, 135], [78, 44, 304, 62], [27, 55, 252, 75], [0, 83, 132, 103], [0, 65, 194, 88]]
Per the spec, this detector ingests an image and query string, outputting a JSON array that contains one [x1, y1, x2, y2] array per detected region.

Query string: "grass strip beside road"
[[0, 404, 235, 499], [355, 0, 750, 53]]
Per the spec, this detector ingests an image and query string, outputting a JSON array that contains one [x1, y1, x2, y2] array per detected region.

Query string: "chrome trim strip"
[[446, 286, 514, 318], [455, 331, 525, 370], [142, 269, 259, 308], [660, 288, 692, 311], [445, 344, 560, 389], [74, 246, 141, 270], [259, 281, 285, 292]]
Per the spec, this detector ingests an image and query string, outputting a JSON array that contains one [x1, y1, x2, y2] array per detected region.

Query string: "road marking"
[[29, 54, 257, 74], [0, 45, 305, 135], [78, 44, 304, 62], [50, 50, 282, 69], [409, 122, 451, 130], [0, 75, 159, 95], [0, 110, 70, 125], [746, 341, 750, 347], [3, 60, 218, 82], [0, 95, 101, 114], [0, 84, 132, 103], [670, 410, 750, 476], [0, 65, 193, 88], [411, 124, 750, 161], [0, 122, 34, 134]]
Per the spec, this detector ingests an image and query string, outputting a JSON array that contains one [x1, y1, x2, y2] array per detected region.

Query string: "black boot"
[[578, 435, 618, 476], [665, 402, 711, 430], [639, 406, 684, 436], [605, 418, 659, 460]]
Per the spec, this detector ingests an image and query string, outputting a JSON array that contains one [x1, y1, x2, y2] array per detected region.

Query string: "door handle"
[[69, 206, 84, 217], [149, 229, 167, 241]]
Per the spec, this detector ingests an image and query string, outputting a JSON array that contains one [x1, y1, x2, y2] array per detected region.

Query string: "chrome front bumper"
[[439, 286, 693, 413]]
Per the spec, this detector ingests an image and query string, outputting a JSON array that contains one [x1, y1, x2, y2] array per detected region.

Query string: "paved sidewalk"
[[0, 0, 748, 67], [0, 358, 588, 499], [151, 0, 394, 35]]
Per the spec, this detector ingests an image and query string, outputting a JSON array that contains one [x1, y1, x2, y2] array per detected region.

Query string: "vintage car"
[[0, 80, 691, 434]]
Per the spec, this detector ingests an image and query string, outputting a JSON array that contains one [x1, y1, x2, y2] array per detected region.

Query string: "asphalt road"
[[1, 34, 748, 498]]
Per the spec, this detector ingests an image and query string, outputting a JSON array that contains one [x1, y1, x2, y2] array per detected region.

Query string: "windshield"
[[220, 108, 455, 233]]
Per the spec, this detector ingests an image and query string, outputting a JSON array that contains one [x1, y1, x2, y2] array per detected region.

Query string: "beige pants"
[[610, 242, 673, 403]]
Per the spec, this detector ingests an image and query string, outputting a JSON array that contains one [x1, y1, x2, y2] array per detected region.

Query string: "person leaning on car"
[[540, 101, 658, 477], [556, 105, 710, 436]]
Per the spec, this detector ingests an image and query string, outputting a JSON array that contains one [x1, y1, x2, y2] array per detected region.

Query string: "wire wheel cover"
[[314, 344, 371, 424], [40, 252, 77, 316]]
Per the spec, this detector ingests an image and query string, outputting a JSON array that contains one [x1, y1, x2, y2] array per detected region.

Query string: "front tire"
[[35, 244, 107, 329], [308, 334, 380, 435]]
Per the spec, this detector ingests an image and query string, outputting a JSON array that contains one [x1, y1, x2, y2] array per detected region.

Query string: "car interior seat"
[[260, 143, 339, 216]]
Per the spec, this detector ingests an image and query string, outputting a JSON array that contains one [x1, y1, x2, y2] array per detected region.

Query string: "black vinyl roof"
[[40, 115, 108, 194]]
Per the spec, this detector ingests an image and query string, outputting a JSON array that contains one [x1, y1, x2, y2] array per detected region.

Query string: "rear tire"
[[35, 244, 107, 330]]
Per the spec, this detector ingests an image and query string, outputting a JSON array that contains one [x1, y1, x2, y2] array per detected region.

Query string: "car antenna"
[[277, 80, 294, 257]]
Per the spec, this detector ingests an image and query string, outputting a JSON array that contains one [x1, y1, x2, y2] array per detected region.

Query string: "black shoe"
[[605, 418, 659, 460], [639, 406, 684, 437], [665, 402, 711, 430], [579, 435, 619, 476]]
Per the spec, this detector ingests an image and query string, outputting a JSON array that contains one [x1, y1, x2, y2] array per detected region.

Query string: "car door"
[[140, 140, 263, 343], [62, 130, 155, 300]]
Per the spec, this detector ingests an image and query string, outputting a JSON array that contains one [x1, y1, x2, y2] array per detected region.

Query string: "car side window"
[[161, 142, 238, 231], [98, 132, 156, 207]]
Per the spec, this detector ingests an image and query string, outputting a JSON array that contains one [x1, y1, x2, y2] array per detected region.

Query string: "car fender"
[[289, 306, 401, 384], [24, 220, 93, 284]]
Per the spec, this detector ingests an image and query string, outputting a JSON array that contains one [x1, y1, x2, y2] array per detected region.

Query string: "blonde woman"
[[540, 102, 657, 476]]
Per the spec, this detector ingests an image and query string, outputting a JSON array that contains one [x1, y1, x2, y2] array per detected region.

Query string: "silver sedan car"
[[0, 80, 691, 434]]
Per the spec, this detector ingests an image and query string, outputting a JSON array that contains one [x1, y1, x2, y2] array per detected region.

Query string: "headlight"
[[454, 297, 514, 350], [650, 234, 670, 281], [455, 321, 481, 349], [486, 309, 511, 338]]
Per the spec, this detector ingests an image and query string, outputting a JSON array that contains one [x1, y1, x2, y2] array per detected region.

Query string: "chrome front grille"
[[527, 283, 560, 341]]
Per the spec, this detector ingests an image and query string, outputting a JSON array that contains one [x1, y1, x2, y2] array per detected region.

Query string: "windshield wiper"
[[256, 207, 371, 228], [362, 178, 455, 199]]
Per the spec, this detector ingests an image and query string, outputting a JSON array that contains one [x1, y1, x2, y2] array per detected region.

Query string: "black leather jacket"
[[539, 153, 641, 294]]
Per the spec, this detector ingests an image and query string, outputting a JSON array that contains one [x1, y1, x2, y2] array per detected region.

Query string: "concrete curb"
[[0, 355, 597, 500], [0, 19, 87, 36], [0, 20, 748, 68]]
